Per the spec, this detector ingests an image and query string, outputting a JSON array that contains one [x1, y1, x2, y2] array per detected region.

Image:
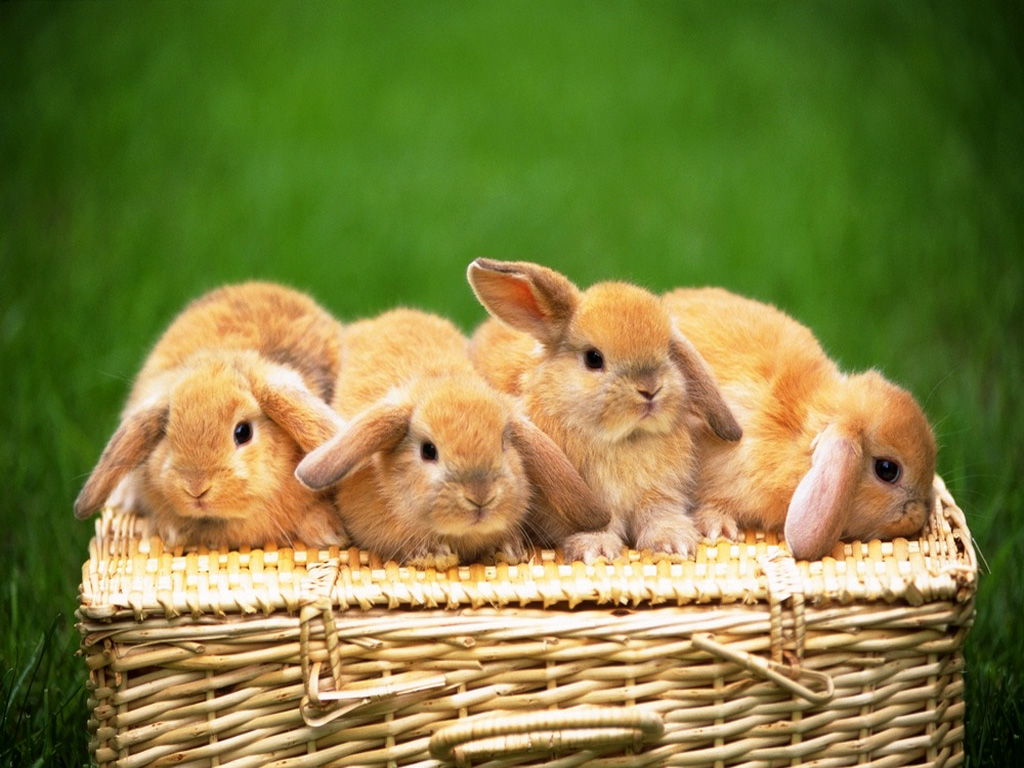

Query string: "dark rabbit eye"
[[233, 421, 253, 446], [874, 458, 900, 484], [420, 441, 438, 461], [584, 348, 605, 370]]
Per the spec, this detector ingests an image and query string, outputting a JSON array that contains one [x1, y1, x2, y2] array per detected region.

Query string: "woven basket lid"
[[78, 475, 975, 622]]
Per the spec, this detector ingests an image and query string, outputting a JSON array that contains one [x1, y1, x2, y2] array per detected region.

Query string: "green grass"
[[2, 1, 1021, 765]]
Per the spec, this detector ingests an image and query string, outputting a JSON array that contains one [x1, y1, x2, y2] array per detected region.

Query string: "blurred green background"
[[2, 1, 1021, 765]]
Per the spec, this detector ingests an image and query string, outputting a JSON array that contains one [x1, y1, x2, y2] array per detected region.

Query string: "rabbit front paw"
[[562, 530, 626, 564], [493, 537, 532, 565], [407, 542, 459, 570], [695, 505, 741, 542], [293, 506, 350, 550], [635, 516, 700, 558]]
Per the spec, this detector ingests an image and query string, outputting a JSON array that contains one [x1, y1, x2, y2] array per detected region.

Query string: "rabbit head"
[[785, 370, 937, 560], [74, 351, 344, 548], [297, 372, 606, 564], [467, 258, 741, 447]]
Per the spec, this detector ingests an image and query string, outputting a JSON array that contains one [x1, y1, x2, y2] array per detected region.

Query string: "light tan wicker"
[[78, 475, 975, 767]]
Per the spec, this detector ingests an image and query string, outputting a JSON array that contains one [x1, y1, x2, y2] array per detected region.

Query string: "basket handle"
[[692, 632, 835, 704], [302, 662, 451, 727], [428, 707, 664, 762]]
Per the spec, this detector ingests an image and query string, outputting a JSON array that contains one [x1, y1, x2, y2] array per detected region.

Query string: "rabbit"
[[467, 258, 743, 564], [74, 281, 348, 550], [295, 307, 610, 569], [661, 286, 937, 560]]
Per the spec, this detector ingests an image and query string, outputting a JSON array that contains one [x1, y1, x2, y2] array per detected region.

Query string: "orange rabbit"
[[74, 282, 347, 549], [468, 259, 742, 563], [663, 287, 937, 560], [296, 307, 609, 568]]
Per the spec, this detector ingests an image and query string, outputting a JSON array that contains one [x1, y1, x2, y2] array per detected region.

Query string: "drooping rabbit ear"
[[784, 426, 861, 560], [74, 403, 168, 519], [508, 416, 611, 533], [467, 258, 580, 346], [296, 399, 413, 490], [250, 365, 343, 453], [669, 332, 743, 442]]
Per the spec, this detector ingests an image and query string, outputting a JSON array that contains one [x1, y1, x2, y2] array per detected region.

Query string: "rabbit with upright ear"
[[662, 287, 937, 560], [467, 258, 742, 564], [74, 282, 348, 550], [295, 308, 609, 569]]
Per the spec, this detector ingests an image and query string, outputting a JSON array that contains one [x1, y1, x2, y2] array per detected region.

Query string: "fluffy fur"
[[662, 287, 937, 560], [75, 282, 347, 549], [295, 308, 608, 568], [468, 259, 742, 563]]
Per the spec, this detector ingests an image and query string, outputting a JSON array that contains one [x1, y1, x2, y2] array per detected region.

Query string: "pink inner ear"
[[505, 276, 547, 323], [784, 430, 860, 560], [472, 269, 550, 338]]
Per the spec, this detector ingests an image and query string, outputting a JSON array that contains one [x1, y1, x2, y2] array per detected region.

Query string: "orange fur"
[[662, 287, 936, 559], [468, 259, 741, 563], [296, 308, 608, 568], [75, 282, 347, 550]]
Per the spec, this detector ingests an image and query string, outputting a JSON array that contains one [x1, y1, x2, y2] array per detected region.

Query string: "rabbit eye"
[[233, 421, 253, 446], [874, 458, 900, 484], [420, 441, 438, 462], [583, 348, 605, 371]]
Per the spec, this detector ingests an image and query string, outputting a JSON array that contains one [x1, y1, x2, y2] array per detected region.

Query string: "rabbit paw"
[[493, 537, 532, 565], [108, 473, 145, 514], [292, 508, 350, 550], [562, 530, 626, 564], [407, 543, 459, 570], [635, 517, 700, 558], [695, 505, 741, 542]]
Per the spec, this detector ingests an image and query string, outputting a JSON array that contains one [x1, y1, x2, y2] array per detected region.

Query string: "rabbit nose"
[[632, 368, 661, 400], [637, 385, 662, 402], [180, 474, 212, 500], [184, 483, 211, 500], [463, 479, 495, 511]]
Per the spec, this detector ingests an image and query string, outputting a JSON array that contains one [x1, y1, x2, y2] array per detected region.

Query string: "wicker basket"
[[78, 475, 975, 767]]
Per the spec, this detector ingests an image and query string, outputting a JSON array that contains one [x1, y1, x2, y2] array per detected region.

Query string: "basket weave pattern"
[[78, 476, 975, 767]]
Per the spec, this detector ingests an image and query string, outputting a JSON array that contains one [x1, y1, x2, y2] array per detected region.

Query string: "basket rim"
[[78, 474, 975, 623]]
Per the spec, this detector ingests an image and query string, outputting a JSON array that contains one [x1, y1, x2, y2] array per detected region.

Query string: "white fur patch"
[[264, 365, 308, 392]]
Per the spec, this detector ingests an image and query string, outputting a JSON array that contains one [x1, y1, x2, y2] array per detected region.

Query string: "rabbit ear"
[[669, 332, 743, 442], [467, 258, 579, 346], [250, 366, 343, 453], [74, 403, 168, 519], [784, 427, 861, 560], [296, 399, 413, 490], [508, 417, 611, 533]]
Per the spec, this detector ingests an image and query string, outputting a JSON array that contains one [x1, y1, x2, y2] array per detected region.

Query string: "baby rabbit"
[[74, 282, 347, 550], [662, 287, 937, 560], [295, 308, 609, 568], [467, 259, 742, 564]]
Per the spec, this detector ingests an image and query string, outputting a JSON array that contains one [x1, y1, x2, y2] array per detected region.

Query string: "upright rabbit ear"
[[296, 399, 413, 490], [508, 417, 610, 533], [250, 365, 343, 453], [669, 332, 742, 442], [784, 426, 861, 560], [74, 402, 168, 519], [467, 258, 579, 346]]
